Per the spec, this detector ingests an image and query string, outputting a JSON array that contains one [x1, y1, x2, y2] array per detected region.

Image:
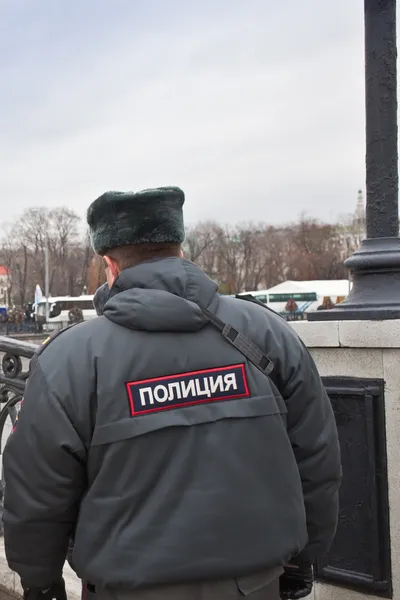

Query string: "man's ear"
[[104, 255, 120, 287], [180, 248, 184, 258]]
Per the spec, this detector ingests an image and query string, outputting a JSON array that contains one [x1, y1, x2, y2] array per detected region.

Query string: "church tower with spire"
[[355, 189, 365, 226], [353, 190, 366, 236]]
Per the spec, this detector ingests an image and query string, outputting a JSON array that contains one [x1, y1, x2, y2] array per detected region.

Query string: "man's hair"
[[106, 243, 181, 270]]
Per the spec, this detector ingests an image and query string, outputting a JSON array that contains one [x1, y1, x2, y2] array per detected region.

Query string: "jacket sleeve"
[[278, 334, 342, 562], [3, 360, 87, 588]]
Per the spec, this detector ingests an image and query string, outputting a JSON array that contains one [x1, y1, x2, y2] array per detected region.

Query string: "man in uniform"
[[3, 187, 341, 600]]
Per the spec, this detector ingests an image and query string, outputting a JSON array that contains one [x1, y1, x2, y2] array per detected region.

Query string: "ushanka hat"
[[87, 186, 185, 255]]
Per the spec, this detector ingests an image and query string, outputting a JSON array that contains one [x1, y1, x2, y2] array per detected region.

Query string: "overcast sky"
[[1, 0, 367, 226]]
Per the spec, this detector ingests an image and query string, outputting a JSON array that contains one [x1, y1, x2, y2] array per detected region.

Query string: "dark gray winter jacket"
[[3, 258, 341, 590]]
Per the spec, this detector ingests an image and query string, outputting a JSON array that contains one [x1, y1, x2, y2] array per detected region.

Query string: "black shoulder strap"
[[200, 304, 275, 380]]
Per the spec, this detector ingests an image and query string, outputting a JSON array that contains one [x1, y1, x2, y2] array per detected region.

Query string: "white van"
[[35, 295, 96, 329]]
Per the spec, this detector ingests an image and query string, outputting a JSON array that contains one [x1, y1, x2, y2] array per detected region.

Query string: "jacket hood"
[[95, 258, 219, 332]]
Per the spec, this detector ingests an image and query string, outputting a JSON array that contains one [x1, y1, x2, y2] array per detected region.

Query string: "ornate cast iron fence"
[[0, 336, 38, 534]]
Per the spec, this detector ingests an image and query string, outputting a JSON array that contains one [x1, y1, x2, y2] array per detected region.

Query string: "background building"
[[0, 267, 10, 306]]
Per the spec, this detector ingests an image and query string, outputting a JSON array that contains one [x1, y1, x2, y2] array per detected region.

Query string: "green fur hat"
[[87, 186, 185, 255]]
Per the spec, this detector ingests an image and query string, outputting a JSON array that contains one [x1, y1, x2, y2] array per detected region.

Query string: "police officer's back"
[[3, 187, 341, 600]]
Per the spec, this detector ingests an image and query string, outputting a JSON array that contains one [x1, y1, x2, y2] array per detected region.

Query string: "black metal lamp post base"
[[309, 237, 400, 321]]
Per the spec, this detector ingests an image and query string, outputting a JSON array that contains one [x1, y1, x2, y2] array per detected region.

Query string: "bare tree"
[[216, 225, 256, 293], [284, 218, 348, 281], [13, 208, 48, 294], [184, 221, 223, 281], [259, 227, 290, 288], [0, 205, 355, 305], [47, 207, 80, 295], [6, 206, 84, 299], [75, 230, 93, 295], [87, 255, 107, 294], [0, 223, 33, 307], [184, 221, 216, 263]]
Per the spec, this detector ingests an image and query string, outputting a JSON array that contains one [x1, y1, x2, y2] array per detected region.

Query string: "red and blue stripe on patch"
[[126, 364, 250, 416]]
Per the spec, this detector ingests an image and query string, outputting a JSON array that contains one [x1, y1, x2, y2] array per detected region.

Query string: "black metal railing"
[[281, 312, 306, 322], [0, 335, 38, 442], [0, 322, 38, 335], [0, 336, 38, 534]]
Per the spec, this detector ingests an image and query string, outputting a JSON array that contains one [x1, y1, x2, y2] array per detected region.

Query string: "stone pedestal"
[[290, 319, 400, 600]]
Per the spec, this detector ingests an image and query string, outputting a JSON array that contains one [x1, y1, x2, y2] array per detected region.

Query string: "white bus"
[[237, 280, 351, 316], [236, 290, 270, 304], [35, 295, 96, 329]]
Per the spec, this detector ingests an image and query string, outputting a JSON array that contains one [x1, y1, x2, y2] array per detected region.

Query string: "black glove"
[[23, 579, 67, 600], [280, 561, 313, 599]]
